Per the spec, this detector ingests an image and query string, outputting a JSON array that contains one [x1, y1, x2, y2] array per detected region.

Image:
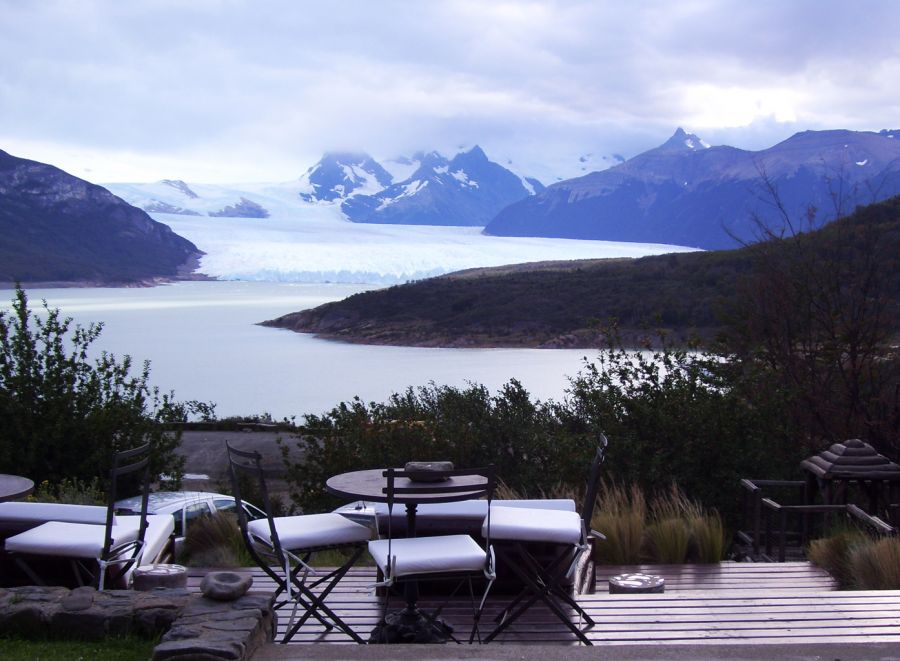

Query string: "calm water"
[[1, 282, 599, 420]]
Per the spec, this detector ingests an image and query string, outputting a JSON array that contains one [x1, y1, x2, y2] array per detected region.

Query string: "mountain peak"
[[659, 128, 710, 152]]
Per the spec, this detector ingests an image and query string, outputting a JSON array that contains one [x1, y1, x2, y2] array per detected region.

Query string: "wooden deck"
[[188, 562, 900, 647]]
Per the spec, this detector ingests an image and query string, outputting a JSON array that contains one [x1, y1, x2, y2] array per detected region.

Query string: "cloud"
[[1, 0, 898, 182]]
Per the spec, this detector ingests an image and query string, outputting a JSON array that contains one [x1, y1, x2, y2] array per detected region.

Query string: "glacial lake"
[[1, 281, 602, 421]]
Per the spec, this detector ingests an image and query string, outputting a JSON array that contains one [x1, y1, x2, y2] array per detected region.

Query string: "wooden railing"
[[737, 478, 896, 561]]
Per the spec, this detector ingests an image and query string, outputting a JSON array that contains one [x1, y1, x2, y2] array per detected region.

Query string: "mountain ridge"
[[0, 149, 201, 285], [484, 128, 900, 249]]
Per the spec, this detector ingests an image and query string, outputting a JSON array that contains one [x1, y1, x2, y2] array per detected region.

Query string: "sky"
[[2, 0, 899, 184]]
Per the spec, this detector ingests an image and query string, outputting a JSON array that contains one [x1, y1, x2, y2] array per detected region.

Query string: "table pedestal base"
[[369, 608, 454, 644]]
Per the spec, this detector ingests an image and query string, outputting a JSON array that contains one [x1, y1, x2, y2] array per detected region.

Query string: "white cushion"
[[496, 499, 576, 512], [247, 513, 371, 550], [0, 502, 111, 526], [483, 505, 582, 545], [368, 534, 487, 578], [334, 498, 575, 522], [5, 519, 137, 558]]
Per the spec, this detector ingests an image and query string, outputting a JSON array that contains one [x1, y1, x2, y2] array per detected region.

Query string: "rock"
[[200, 572, 252, 601]]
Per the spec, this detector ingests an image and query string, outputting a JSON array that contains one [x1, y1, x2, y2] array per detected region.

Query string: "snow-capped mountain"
[[297, 151, 392, 203], [342, 146, 543, 226], [107, 146, 544, 227], [485, 128, 900, 249]]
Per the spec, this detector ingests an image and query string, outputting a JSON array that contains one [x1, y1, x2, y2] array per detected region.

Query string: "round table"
[[0, 474, 34, 502], [326, 468, 489, 643]]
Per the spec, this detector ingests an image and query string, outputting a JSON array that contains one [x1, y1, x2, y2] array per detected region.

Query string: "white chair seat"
[[0, 502, 110, 526], [6, 520, 135, 559], [247, 512, 371, 550], [368, 534, 487, 578], [483, 505, 582, 545]]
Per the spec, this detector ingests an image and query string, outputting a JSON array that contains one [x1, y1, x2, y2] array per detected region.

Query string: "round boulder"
[[200, 571, 253, 601]]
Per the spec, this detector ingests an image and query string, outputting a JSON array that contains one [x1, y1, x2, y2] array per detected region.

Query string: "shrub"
[[0, 286, 214, 489], [567, 336, 807, 531], [282, 380, 596, 513], [30, 477, 105, 505]]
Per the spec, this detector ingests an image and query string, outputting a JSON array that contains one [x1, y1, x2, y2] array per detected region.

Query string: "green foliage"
[[282, 379, 596, 513], [31, 477, 105, 505], [0, 286, 214, 490], [567, 336, 806, 529], [0, 635, 156, 661]]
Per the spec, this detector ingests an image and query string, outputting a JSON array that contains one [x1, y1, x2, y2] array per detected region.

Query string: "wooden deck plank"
[[186, 563, 900, 647]]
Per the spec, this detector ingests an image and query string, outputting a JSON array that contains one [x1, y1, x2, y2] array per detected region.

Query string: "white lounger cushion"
[[334, 498, 576, 521], [4, 513, 173, 560], [0, 502, 110, 526], [368, 534, 486, 578], [484, 505, 583, 545], [247, 513, 371, 550]]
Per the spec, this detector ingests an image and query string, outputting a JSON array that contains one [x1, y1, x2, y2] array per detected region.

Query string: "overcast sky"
[[2, 0, 898, 184]]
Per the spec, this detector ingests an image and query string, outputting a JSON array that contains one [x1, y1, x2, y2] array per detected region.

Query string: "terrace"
[[180, 560, 900, 657]]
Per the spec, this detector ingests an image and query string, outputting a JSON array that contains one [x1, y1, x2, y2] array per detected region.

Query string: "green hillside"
[[264, 196, 900, 348]]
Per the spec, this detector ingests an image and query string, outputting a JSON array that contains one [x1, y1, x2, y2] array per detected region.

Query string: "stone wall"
[[0, 585, 274, 660]]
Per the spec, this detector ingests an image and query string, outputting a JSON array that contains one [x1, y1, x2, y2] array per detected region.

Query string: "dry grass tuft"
[[180, 512, 253, 568], [850, 537, 900, 589]]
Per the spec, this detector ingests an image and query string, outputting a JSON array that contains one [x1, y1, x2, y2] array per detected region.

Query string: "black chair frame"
[[13, 441, 151, 590], [226, 442, 366, 644], [373, 466, 497, 644], [485, 435, 607, 645]]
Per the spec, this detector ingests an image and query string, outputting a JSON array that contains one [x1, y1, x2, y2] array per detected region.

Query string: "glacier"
[[155, 205, 698, 285]]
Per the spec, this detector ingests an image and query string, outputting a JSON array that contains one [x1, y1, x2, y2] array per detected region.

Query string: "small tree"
[[0, 286, 213, 489]]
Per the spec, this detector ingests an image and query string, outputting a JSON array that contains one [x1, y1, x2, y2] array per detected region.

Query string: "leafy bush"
[[282, 379, 596, 513], [0, 286, 213, 489], [30, 477, 105, 506], [568, 337, 808, 530]]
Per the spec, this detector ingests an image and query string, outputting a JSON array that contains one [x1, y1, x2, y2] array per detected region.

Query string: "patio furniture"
[[483, 436, 608, 645], [365, 466, 497, 644], [0, 474, 34, 502], [226, 442, 372, 644], [4, 443, 152, 590]]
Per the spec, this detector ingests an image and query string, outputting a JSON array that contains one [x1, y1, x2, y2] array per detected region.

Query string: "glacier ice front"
[[156, 206, 697, 285]]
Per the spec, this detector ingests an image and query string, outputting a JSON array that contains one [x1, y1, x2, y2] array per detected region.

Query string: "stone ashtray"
[[404, 461, 454, 482], [201, 571, 253, 601]]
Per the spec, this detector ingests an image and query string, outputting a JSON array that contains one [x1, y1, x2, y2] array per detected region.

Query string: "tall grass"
[[851, 537, 900, 589], [807, 527, 869, 588], [180, 512, 254, 568], [590, 481, 724, 564], [592, 482, 646, 564]]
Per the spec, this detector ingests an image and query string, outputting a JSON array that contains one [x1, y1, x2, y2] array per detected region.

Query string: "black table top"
[[0, 474, 34, 502], [326, 468, 487, 505]]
